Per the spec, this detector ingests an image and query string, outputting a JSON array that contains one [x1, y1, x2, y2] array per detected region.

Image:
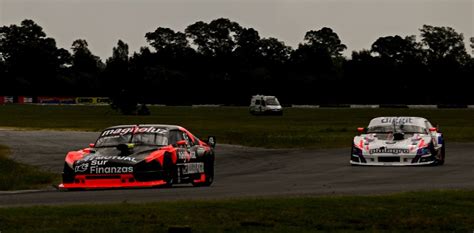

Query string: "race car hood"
[[66, 145, 173, 174], [77, 146, 156, 164], [354, 133, 431, 155]]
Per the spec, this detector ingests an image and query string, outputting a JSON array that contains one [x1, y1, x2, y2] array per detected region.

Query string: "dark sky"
[[1, 0, 472, 60]]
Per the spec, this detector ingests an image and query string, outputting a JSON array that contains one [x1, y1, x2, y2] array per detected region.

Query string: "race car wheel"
[[162, 152, 175, 187], [193, 153, 214, 187], [436, 143, 446, 166], [62, 162, 75, 183]]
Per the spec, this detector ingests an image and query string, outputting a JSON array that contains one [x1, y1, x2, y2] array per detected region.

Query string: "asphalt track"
[[1, 129, 473, 207]]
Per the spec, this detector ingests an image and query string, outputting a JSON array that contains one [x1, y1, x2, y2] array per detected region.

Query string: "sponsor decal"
[[181, 162, 204, 175], [90, 166, 133, 174], [75, 155, 137, 174], [381, 117, 413, 124], [369, 148, 410, 154], [80, 155, 138, 163], [75, 159, 134, 174], [178, 150, 196, 161], [75, 163, 89, 172], [101, 127, 167, 137]]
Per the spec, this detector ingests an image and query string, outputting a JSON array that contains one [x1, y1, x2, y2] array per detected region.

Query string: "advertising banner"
[[76, 97, 110, 105], [37, 96, 76, 104]]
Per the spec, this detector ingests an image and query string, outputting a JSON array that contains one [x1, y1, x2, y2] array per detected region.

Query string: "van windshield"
[[265, 98, 280, 106]]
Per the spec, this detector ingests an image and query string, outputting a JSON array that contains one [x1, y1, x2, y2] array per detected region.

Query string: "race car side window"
[[425, 121, 433, 133], [181, 130, 196, 146], [188, 132, 199, 145], [169, 130, 184, 145], [425, 121, 432, 128]]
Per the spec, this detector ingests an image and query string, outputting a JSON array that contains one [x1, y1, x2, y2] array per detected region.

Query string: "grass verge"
[[0, 190, 473, 232], [1, 105, 474, 148], [0, 145, 59, 190]]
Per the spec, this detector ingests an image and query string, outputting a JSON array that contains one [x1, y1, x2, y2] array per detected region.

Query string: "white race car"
[[351, 117, 445, 166]]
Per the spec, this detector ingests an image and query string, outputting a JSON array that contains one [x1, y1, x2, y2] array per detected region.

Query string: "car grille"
[[378, 157, 400, 162]]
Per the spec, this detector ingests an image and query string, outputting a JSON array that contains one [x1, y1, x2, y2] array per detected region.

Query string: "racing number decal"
[[177, 149, 196, 161]]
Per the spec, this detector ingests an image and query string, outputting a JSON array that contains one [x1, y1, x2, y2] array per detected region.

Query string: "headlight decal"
[[416, 147, 430, 156]]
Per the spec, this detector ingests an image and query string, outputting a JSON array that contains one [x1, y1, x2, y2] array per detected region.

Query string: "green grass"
[[0, 190, 473, 232], [1, 105, 474, 148], [0, 145, 59, 190]]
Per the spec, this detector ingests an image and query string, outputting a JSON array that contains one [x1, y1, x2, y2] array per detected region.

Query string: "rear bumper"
[[59, 174, 167, 190]]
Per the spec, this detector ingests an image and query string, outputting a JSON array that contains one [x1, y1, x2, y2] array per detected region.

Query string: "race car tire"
[[162, 152, 175, 187], [436, 143, 446, 166], [193, 153, 214, 187]]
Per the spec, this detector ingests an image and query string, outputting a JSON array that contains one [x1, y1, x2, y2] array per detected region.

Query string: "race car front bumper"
[[350, 160, 436, 166], [58, 174, 167, 190], [350, 153, 436, 166]]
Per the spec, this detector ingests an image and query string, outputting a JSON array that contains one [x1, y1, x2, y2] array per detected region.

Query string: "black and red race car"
[[59, 125, 215, 190]]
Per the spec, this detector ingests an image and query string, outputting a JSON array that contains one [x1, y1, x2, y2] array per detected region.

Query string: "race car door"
[[170, 129, 204, 183]]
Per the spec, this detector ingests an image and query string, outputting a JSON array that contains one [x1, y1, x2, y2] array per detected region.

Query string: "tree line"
[[1, 18, 473, 111]]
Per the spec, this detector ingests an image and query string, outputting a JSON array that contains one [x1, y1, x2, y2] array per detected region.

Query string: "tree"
[[185, 18, 242, 56], [145, 27, 188, 52], [111, 40, 129, 62], [470, 37, 474, 55], [104, 40, 140, 115], [71, 39, 103, 73], [420, 25, 469, 64], [371, 35, 423, 64], [303, 27, 347, 58], [183, 18, 244, 104], [419, 25, 471, 104], [234, 27, 261, 60], [258, 38, 292, 65], [68, 39, 103, 95], [144, 27, 195, 69], [291, 28, 346, 104], [0, 19, 71, 94]]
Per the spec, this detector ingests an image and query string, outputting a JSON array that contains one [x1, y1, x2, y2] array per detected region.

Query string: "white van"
[[249, 95, 283, 115]]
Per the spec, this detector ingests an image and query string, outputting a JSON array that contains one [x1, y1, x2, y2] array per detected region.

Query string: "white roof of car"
[[368, 117, 428, 128]]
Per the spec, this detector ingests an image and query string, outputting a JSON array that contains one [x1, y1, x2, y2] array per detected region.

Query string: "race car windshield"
[[265, 98, 280, 106], [95, 128, 169, 147], [368, 125, 427, 134]]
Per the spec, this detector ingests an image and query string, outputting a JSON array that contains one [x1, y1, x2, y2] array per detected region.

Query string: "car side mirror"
[[207, 136, 216, 148], [89, 143, 95, 148]]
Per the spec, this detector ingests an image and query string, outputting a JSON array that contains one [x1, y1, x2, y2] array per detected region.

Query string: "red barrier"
[[17, 96, 33, 104], [4, 96, 14, 103]]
